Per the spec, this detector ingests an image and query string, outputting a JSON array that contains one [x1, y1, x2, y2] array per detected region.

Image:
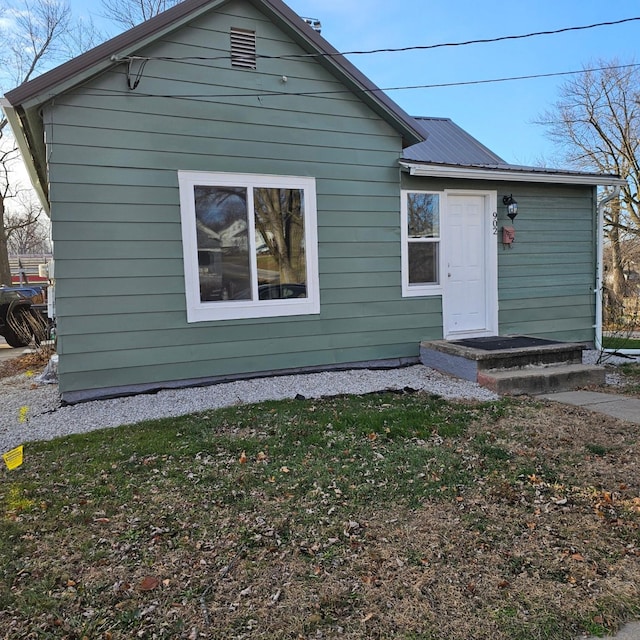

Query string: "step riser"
[[478, 368, 606, 396], [420, 347, 478, 382], [419, 338, 604, 395], [478, 350, 583, 371], [420, 345, 583, 378]]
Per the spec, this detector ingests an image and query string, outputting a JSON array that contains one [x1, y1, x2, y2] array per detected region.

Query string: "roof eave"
[[4, 0, 425, 147], [400, 161, 627, 187], [4, 0, 228, 109], [0, 98, 50, 214]]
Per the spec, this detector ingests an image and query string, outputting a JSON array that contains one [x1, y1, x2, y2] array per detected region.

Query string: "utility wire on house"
[[83, 62, 640, 100]]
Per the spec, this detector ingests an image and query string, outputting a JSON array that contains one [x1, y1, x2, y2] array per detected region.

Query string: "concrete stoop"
[[477, 363, 605, 395], [420, 337, 605, 395]]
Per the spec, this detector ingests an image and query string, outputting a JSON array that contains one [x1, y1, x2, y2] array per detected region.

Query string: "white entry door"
[[443, 192, 498, 339]]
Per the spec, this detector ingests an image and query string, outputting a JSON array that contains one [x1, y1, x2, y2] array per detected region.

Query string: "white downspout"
[[595, 185, 620, 351]]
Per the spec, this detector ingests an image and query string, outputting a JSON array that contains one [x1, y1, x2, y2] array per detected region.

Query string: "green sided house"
[[2, 0, 624, 402]]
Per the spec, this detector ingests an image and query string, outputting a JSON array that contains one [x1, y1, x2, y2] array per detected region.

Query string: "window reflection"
[[407, 193, 439, 238], [406, 192, 440, 286], [193, 185, 308, 302], [253, 188, 307, 295], [194, 186, 251, 301]]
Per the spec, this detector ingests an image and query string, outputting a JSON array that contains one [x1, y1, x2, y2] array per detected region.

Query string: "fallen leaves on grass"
[[138, 576, 160, 591], [1, 394, 639, 640]]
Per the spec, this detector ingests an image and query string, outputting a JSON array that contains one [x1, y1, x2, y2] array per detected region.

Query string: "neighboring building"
[[8, 255, 52, 287], [2, 0, 624, 402]]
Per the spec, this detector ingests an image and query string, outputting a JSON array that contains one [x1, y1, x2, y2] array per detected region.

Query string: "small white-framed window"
[[178, 171, 320, 322], [401, 190, 442, 297]]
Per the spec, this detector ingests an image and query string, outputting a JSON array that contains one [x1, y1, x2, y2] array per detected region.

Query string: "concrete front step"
[[421, 339, 583, 374], [420, 337, 605, 395], [477, 363, 606, 395]]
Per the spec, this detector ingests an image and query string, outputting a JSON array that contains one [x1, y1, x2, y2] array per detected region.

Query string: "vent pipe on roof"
[[302, 17, 321, 33]]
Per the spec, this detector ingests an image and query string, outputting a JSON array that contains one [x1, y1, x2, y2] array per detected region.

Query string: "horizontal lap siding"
[[497, 187, 596, 342], [46, 1, 441, 397], [401, 176, 597, 343]]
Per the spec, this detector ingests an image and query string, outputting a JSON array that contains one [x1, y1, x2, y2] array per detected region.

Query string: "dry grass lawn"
[[0, 357, 639, 639]]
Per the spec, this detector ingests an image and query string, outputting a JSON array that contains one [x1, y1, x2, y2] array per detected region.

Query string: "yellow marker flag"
[[3, 445, 24, 470]]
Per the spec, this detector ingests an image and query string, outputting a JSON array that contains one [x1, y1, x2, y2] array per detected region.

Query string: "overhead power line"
[[103, 17, 640, 102], [283, 16, 640, 59], [113, 16, 640, 64], [88, 62, 640, 100], [383, 63, 640, 93]]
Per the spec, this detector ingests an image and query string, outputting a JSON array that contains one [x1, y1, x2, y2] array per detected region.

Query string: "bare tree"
[[100, 0, 183, 29], [0, 0, 99, 286], [0, 140, 17, 285], [536, 61, 640, 304], [6, 193, 50, 255], [254, 188, 306, 283]]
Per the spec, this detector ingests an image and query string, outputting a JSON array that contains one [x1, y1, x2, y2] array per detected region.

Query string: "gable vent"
[[230, 27, 257, 69]]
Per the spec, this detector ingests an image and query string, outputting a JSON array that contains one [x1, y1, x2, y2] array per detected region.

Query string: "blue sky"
[[62, 0, 640, 167]]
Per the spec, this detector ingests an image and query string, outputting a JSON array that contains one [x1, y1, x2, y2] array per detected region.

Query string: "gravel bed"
[[2, 349, 637, 455], [582, 350, 639, 366], [583, 350, 639, 386], [0, 365, 499, 453]]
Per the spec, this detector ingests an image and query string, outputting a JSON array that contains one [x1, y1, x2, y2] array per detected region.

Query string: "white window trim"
[[178, 170, 320, 323], [401, 189, 444, 297]]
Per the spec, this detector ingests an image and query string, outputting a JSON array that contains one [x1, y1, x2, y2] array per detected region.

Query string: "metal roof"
[[403, 117, 505, 165], [401, 116, 626, 187]]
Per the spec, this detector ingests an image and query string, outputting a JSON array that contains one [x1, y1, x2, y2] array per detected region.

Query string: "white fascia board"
[[0, 97, 50, 216], [400, 161, 627, 187]]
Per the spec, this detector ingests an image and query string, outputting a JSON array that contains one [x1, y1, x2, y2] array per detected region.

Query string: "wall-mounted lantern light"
[[501, 195, 518, 249], [502, 194, 518, 221]]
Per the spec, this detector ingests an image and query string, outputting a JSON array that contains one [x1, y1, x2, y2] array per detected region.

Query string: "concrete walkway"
[[578, 621, 640, 639], [0, 338, 32, 363], [540, 390, 640, 424], [543, 391, 639, 639]]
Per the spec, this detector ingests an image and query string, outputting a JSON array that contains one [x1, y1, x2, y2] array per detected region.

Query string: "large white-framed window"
[[178, 171, 320, 322], [401, 190, 443, 297]]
